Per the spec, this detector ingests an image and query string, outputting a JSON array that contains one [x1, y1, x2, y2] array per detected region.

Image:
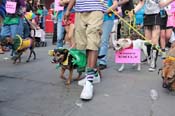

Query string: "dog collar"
[[125, 42, 133, 49]]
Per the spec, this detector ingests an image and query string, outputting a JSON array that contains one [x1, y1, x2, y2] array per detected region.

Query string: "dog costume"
[[49, 48, 87, 72], [13, 35, 33, 51]]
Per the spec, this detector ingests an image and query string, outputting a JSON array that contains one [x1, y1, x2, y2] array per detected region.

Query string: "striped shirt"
[[75, 0, 108, 12]]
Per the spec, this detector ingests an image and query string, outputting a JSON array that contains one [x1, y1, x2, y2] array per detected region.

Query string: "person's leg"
[[98, 20, 114, 69], [160, 29, 166, 59], [0, 16, 4, 54], [52, 23, 57, 45], [117, 21, 121, 39], [166, 29, 175, 48], [166, 28, 173, 44], [78, 11, 103, 100], [64, 25, 71, 47], [151, 25, 160, 45], [68, 24, 75, 48], [10, 24, 19, 56], [142, 26, 152, 62], [0, 25, 11, 53], [17, 17, 24, 37], [57, 21, 65, 48], [23, 22, 30, 38], [149, 25, 160, 71], [86, 11, 103, 68], [10, 24, 19, 38]]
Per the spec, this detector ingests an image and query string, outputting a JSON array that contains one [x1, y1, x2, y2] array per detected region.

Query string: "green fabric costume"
[[50, 48, 87, 72], [69, 49, 86, 72]]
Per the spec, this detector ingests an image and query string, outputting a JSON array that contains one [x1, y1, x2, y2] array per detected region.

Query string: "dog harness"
[[61, 54, 69, 66], [125, 43, 133, 49], [13, 35, 32, 51]]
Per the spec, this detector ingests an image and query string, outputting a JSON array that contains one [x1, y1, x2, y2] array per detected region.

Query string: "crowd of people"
[[0, 0, 175, 100], [0, 0, 48, 54]]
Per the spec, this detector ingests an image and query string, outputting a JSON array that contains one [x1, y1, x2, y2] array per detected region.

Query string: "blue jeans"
[[23, 22, 30, 38], [56, 20, 65, 48], [1, 17, 23, 39], [1, 24, 19, 39], [17, 17, 24, 37], [98, 20, 114, 65]]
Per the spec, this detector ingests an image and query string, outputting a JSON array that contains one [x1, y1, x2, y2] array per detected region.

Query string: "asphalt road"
[[0, 39, 175, 116]]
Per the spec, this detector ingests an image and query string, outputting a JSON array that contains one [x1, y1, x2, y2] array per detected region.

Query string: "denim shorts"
[[0, 17, 23, 39], [0, 24, 19, 39]]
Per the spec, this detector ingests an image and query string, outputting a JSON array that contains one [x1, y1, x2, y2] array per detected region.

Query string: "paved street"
[[0, 39, 175, 116]]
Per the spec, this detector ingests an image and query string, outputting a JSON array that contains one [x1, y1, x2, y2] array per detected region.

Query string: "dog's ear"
[[54, 49, 58, 53], [62, 49, 69, 54]]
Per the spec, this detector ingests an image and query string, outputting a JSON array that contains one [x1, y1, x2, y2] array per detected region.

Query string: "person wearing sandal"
[[0, 0, 6, 54]]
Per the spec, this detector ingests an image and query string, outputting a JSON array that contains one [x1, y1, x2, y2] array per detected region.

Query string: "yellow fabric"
[[48, 50, 54, 56], [17, 39, 31, 51], [62, 55, 69, 65], [164, 56, 175, 63]]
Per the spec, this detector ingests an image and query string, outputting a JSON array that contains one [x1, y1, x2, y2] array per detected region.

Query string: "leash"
[[99, 0, 162, 53], [124, 10, 136, 36]]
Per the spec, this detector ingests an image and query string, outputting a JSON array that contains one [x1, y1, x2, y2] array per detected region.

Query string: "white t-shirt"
[[145, 0, 160, 14]]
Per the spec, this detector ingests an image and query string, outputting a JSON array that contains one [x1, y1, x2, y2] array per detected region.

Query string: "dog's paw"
[[65, 80, 71, 85], [60, 76, 67, 80]]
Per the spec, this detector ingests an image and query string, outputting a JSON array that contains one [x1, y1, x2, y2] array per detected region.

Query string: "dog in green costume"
[[48, 48, 105, 86], [48, 48, 86, 85]]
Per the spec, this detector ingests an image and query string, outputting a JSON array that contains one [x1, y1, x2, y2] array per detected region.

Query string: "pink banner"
[[5, 1, 17, 14], [55, 0, 64, 11], [115, 49, 141, 63]]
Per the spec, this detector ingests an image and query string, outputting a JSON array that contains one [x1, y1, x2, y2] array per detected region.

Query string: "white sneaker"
[[78, 73, 100, 86], [80, 81, 93, 100]]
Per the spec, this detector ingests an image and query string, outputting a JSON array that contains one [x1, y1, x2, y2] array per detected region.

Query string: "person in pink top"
[[166, 1, 175, 27], [165, 1, 175, 48]]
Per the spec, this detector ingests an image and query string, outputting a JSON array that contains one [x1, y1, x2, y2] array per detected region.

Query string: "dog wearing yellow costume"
[[1, 35, 36, 64]]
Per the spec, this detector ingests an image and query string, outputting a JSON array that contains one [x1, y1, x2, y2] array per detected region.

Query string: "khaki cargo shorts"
[[74, 11, 103, 50]]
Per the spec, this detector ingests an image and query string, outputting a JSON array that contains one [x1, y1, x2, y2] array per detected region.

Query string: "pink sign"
[[55, 0, 64, 11], [5, 1, 17, 14], [115, 49, 141, 63]]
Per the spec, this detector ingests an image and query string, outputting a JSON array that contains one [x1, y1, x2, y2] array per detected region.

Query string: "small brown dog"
[[49, 48, 84, 85], [49, 48, 103, 86], [1, 35, 36, 64], [159, 47, 175, 91]]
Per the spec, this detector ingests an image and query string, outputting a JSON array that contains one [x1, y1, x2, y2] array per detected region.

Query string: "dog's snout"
[[162, 83, 168, 88], [51, 58, 57, 63]]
